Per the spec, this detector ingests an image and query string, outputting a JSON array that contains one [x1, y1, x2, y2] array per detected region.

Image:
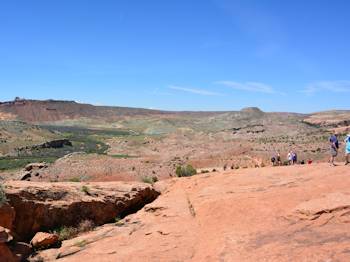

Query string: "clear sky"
[[1, 0, 350, 113]]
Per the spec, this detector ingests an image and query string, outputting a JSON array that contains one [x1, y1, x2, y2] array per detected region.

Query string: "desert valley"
[[0, 98, 350, 261]]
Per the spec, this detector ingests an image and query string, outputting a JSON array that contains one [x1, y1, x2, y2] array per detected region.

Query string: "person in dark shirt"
[[292, 151, 297, 164], [329, 133, 339, 166], [276, 152, 282, 166]]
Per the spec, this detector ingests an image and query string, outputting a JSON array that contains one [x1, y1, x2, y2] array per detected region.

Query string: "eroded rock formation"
[[3, 181, 159, 242], [32, 164, 350, 261]]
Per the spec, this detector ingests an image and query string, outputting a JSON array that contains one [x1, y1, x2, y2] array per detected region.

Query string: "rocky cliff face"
[[0, 181, 160, 260], [3, 181, 159, 241]]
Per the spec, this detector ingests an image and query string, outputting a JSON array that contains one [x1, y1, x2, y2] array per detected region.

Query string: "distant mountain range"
[[0, 98, 349, 132]]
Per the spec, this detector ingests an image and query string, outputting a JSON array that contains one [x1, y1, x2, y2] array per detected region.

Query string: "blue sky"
[[1, 0, 350, 113]]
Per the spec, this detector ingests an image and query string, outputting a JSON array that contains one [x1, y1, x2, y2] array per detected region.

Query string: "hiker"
[[329, 133, 339, 166], [276, 152, 282, 166], [271, 155, 276, 166], [287, 151, 293, 165], [345, 134, 350, 165], [292, 151, 297, 164]]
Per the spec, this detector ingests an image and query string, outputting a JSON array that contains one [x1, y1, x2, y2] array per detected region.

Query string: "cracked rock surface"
[[32, 163, 350, 261], [3, 181, 160, 242]]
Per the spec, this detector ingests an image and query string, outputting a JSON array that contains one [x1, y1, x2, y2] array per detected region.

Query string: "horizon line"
[[0, 97, 348, 115]]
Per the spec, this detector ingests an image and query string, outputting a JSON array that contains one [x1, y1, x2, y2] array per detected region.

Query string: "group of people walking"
[[329, 133, 350, 166], [271, 151, 301, 166], [270, 133, 350, 167]]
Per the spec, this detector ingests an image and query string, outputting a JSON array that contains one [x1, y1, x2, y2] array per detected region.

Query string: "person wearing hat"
[[345, 134, 350, 165]]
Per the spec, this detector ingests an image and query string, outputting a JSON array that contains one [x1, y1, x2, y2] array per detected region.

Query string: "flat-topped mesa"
[[0, 98, 76, 106], [0, 98, 168, 123], [240, 107, 264, 115]]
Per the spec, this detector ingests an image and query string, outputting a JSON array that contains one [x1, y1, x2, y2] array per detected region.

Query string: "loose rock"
[[0, 226, 13, 243], [31, 232, 59, 249]]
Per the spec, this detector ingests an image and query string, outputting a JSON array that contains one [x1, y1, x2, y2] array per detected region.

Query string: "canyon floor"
[[34, 163, 350, 262]]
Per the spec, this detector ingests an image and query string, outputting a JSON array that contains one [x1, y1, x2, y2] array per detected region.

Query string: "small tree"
[[175, 165, 197, 177]]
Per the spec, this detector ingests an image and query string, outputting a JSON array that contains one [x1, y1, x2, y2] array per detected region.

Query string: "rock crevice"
[[3, 181, 160, 242]]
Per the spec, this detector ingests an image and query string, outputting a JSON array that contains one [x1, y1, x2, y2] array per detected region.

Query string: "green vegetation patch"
[[141, 176, 158, 184], [0, 125, 129, 171], [175, 165, 197, 177], [53, 220, 95, 241], [110, 154, 138, 159], [0, 156, 56, 171], [69, 177, 82, 182]]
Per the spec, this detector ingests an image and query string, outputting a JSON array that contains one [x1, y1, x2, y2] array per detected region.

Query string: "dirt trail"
[[36, 163, 350, 261]]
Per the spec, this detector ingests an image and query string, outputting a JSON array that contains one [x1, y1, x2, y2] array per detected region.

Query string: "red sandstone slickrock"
[[30, 164, 350, 262]]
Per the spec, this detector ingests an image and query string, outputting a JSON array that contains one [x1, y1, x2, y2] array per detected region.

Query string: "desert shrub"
[[175, 165, 197, 177], [69, 177, 81, 182], [141, 176, 158, 184], [55, 226, 78, 241], [0, 184, 7, 207], [114, 217, 125, 227], [201, 170, 209, 174], [78, 219, 94, 232], [81, 185, 90, 195], [55, 220, 94, 241]]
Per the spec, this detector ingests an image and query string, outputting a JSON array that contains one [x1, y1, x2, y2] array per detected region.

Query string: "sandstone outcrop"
[[19, 162, 49, 181], [24, 163, 48, 172], [10, 242, 32, 261], [0, 226, 16, 262], [16, 139, 72, 151], [4, 181, 160, 242], [33, 164, 350, 261], [0, 203, 15, 231], [31, 232, 59, 249]]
